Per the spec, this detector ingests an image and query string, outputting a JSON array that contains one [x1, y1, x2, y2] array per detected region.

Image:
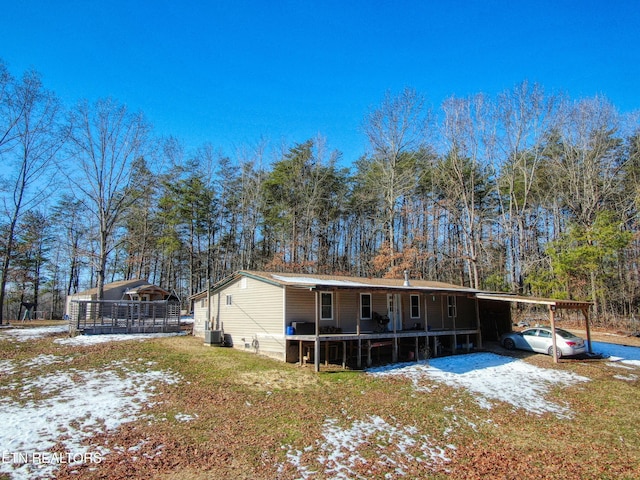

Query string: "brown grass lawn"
[[1, 324, 639, 480]]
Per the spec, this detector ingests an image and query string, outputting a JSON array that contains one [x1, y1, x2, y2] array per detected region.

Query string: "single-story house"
[[192, 271, 595, 370], [192, 270, 551, 370]]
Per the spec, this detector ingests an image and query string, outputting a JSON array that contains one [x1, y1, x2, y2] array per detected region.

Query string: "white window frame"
[[225, 294, 233, 306], [320, 292, 334, 321], [410, 294, 420, 319], [360, 293, 372, 320]]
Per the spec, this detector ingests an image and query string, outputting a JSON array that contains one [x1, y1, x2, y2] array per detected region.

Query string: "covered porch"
[[285, 285, 483, 371]]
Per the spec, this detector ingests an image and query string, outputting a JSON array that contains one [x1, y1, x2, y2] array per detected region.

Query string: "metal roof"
[[476, 293, 592, 309], [237, 270, 479, 293]]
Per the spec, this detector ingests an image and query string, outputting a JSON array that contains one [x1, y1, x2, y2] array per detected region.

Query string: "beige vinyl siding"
[[65, 294, 91, 319], [285, 288, 316, 324], [285, 288, 361, 331], [337, 290, 358, 331], [426, 294, 445, 329], [285, 289, 394, 333], [192, 295, 208, 337], [371, 294, 387, 317], [211, 276, 285, 360]]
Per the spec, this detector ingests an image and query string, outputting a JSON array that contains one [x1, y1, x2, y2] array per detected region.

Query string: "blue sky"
[[2, 0, 639, 165]]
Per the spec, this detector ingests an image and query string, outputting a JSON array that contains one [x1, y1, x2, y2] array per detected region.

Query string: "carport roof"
[[475, 293, 592, 310]]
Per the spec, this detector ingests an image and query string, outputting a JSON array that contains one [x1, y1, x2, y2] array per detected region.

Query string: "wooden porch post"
[[299, 341, 303, 365], [550, 304, 559, 364], [582, 307, 593, 354], [475, 297, 483, 349], [452, 298, 457, 354], [314, 290, 320, 373], [392, 293, 398, 363]]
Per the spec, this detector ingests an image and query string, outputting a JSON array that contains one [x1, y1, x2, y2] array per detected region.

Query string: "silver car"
[[501, 327, 587, 358]]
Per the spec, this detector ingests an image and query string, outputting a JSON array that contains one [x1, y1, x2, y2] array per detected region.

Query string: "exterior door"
[[387, 294, 402, 331]]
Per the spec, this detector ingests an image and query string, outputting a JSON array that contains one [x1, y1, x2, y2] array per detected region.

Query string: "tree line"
[[1, 60, 639, 325]]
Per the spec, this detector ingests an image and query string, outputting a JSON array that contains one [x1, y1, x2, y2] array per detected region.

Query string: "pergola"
[[476, 293, 593, 363]]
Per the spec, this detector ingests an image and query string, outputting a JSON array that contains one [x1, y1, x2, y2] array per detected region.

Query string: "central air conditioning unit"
[[204, 321, 224, 346], [204, 329, 223, 346]]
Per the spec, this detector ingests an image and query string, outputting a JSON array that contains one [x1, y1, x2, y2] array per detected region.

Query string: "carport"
[[476, 293, 593, 363]]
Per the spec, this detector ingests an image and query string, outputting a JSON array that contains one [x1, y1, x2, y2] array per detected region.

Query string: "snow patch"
[[54, 331, 185, 346], [0, 325, 69, 341], [281, 415, 453, 479], [174, 413, 198, 422], [369, 353, 590, 419], [0, 355, 181, 479]]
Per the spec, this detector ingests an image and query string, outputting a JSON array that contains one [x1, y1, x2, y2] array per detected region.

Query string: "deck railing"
[[69, 299, 181, 335]]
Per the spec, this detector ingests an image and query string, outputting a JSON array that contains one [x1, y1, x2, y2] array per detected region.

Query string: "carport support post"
[[475, 297, 483, 349], [549, 304, 559, 363], [582, 307, 593, 354]]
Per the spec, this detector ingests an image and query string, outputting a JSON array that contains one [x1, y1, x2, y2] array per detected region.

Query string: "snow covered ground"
[[369, 353, 590, 418], [0, 325, 69, 341], [0, 326, 186, 479], [281, 341, 640, 476], [0, 323, 186, 345], [55, 331, 186, 346], [365, 340, 640, 419], [1, 325, 639, 479], [280, 415, 455, 479]]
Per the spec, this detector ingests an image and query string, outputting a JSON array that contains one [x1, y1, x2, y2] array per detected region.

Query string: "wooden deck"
[[69, 299, 182, 335]]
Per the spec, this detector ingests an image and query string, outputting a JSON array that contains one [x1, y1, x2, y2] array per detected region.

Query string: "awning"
[[476, 293, 593, 362], [476, 293, 592, 310]]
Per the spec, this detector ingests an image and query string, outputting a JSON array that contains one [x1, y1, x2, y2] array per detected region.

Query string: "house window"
[[360, 293, 372, 319], [320, 292, 333, 320], [226, 294, 232, 306], [410, 295, 420, 318], [200, 298, 208, 308], [447, 295, 456, 318]]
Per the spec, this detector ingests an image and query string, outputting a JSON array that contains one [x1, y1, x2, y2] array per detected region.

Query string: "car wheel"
[[503, 338, 515, 350], [548, 346, 562, 359]]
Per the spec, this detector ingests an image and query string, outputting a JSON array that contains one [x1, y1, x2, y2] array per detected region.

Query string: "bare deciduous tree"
[[363, 88, 429, 274], [438, 94, 494, 289], [494, 81, 558, 292], [0, 70, 63, 323], [65, 98, 150, 300]]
